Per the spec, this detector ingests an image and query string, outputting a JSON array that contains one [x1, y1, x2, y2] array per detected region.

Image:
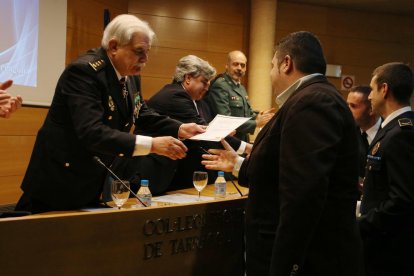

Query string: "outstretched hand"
[[201, 139, 238, 172], [151, 136, 188, 160], [178, 123, 206, 139]]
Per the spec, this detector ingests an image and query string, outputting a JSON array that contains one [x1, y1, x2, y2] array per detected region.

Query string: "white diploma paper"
[[190, 114, 251, 141]]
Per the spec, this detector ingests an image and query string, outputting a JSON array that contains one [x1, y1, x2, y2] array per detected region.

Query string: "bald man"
[[207, 50, 274, 142]]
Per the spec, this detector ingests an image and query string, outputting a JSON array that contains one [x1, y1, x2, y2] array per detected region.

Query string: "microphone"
[[93, 156, 148, 207]]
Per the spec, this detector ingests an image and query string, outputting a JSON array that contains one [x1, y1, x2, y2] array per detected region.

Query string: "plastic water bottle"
[[137, 179, 152, 207], [214, 171, 226, 199]]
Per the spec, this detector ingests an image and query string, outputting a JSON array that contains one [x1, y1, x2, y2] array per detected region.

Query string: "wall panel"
[[129, 0, 250, 99], [129, 0, 247, 25], [277, 1, 414, 90], [0, 107, 47, 136], [66, 0, 129, 63], [0, 176, 23, 204], [0, 136, 36, 176]]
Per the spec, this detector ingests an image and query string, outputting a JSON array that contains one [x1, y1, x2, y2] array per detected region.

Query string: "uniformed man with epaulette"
[[15, 14, 205, 214], [359, 62, 414, 276], [206, 50, 274, 142]]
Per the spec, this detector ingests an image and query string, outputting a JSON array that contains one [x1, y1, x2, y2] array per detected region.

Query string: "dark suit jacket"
[[207, 73, 258, 142], [17, 48, 180, 212], [359, 111, 414, 276], [357, 128, 369, 178], [132, 82, 241, 192], [238, 75, 363, 276]]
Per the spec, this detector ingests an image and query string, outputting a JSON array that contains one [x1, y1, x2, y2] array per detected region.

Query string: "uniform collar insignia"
[[398, 118, 413, 128], [89, 59, 105, 71]]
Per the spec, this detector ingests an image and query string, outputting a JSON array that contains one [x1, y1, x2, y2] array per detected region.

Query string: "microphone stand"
[[94, 156, 148, 207]]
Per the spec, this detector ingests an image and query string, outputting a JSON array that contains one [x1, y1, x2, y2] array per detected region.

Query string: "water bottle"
[[214, 171, 226, 199], [137, 179, 152, 207]]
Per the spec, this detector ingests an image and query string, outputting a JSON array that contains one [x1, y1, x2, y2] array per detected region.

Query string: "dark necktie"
[[119, 77, 129, 112], [120, 77, 128, 98], [361, 131, 369, 152]]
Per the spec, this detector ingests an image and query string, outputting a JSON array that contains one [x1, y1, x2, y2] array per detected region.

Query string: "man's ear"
[[381, 83, 389, 99], [184, 74, 191, 85], [108, 39, 118, 53], [282, 55, 293, 73]]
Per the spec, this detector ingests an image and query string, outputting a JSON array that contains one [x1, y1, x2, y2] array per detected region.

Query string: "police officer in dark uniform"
[[359, 62, 414, 276], [15, 14, 204, 213]]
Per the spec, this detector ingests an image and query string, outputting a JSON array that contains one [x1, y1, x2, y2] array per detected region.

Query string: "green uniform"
[[207, 73, 257, 142]]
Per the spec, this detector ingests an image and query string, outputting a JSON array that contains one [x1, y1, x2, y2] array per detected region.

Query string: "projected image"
[[0, 0, 39, 87]]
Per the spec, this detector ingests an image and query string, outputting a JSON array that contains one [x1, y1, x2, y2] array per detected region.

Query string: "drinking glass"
[[193, 171, 208, 201], [111, 180, 130, 209]]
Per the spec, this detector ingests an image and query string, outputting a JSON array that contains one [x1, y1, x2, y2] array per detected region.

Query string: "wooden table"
[[0, 183, 248, 276]]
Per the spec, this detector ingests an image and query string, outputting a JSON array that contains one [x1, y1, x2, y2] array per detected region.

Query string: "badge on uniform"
[[371, 142, 380, 155], [133, 92, 142, 122], [89, 59, 105, 71], [108, 96, 115, 111], [398, 118, 413, 128]]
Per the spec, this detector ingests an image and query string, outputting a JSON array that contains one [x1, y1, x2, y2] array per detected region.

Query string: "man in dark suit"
[[14, 14, 204, 213], [359, 62, 414, 276], [346, 86, 381, 187], [131, 55, 248, 192], [203, 31, 363, 275], [207, 50, 274, 142]]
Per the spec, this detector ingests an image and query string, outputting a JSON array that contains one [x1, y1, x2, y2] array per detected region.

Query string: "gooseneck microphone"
[[93, 156, 147, 207]]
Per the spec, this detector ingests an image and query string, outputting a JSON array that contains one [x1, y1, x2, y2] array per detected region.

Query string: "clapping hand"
[[255, 107, 276, 128], [0, 80, 23, 118]]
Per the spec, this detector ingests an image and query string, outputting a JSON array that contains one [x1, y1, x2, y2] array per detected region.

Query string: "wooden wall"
[[128, 0, 250, 99], [277, 2, 414, 95], [0, 108, 48, 204], [66, 0, 129, 64], [1, 0, 414, 205]]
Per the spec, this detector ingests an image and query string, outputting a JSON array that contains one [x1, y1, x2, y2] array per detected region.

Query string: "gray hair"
[[101, 14, 155, 49], [173, 55, 216, 82]]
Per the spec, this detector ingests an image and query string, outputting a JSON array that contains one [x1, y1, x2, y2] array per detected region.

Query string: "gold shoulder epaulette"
[[89, 59, 105, 71], [398, 118, 413, 128]]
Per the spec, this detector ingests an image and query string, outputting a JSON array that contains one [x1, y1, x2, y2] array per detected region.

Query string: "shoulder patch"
[[398, 118, 413, 128], [214, 76, 225, 83], [89, 59, 105, 71]]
